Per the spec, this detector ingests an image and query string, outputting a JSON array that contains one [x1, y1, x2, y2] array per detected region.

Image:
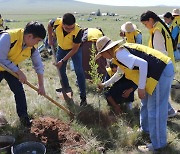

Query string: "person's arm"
[[102, 67, 124, 87], [56, 29, 82, 68], [0, 33, 19, 72], [47, 19, 55, 46], [153, 30, 168, 55], [133, 57, 148, 90], [136, 33, 142, 44], [122, 87, 134, 98], [0, 33, 28, 83], [133, 57, 148, 99], [31, 49, 45, 95], [37, 73, 45, 95], [56, 43, 81, 68]]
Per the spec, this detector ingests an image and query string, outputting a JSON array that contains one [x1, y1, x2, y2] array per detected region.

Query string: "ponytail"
[[141, 10, 175, 50]]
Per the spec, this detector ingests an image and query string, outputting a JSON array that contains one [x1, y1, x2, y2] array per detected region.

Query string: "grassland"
[[0, 2, 180, 153]]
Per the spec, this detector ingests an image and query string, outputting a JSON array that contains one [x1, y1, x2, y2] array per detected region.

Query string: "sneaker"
[[138, 143, 154, 152], [80, 97, 87, 107], [168, 109, 177, 118], [20, 116, 32, 127]]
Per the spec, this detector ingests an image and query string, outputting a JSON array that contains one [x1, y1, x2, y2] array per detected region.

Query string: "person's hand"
[[98, 83, 104, 89], [38, 85, 46, 96], [122, 88, 133, 98], [55, 60, 63, 69], [16, 69, 27, 84], [138, 88, 146, 99], [97, 83, 104, 92]]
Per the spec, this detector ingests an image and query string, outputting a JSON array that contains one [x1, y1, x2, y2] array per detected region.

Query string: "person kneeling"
[[98, 61, 137, 115]]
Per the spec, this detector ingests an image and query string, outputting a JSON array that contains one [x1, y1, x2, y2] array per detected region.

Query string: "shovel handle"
[[50, 46, 71, 100], [0, 63, 74, 118]]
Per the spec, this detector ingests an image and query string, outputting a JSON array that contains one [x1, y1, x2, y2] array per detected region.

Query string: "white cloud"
[[74, 0, 180, 6]]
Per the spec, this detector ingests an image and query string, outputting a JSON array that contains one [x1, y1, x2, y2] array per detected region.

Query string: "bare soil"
[[29, 116, 86, 153]]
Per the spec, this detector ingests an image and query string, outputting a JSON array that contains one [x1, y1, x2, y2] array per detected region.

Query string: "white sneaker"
[[138, 143, 154, 152], [168, 109, 177, 118]]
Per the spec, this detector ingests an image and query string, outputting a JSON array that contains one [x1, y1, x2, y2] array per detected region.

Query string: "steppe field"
[[0, 1, 180, 153]]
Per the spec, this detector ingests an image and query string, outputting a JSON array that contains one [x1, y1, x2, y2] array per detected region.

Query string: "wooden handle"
[[50, 46, 71, 100], [0, 63, 74, 118]]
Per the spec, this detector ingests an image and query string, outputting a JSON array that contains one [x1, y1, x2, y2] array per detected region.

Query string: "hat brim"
[[121, 23, 137, 32], [172, 12, 180, 16], [95, 40, 125, 60]]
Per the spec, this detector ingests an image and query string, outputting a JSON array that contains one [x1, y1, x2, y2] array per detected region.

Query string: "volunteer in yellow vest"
[[163, 11, 180, 61], [48, 13, 87, 106], [0, 14, 4, 30], [171, 9, 180, 60], [98, 60, 137, 114], [81, 27, 106, 79], [140, 10, 177, 119], [120, 21, 142, 44], [0, 21, 46, 127], [141, 11, 175, 65], [95, 36, 174, 152]]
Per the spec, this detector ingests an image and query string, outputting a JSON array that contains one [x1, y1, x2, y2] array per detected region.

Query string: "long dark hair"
[[140, 10, 175, 49]]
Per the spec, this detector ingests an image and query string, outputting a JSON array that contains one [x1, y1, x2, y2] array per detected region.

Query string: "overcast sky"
[[75, 0, 180, 6]]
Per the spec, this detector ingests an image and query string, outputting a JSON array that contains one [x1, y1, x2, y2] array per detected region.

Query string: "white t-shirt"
[[115, 48, 148, 89]]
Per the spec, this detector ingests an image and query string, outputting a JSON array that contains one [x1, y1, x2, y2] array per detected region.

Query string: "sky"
[[74, 0, 180, 6]]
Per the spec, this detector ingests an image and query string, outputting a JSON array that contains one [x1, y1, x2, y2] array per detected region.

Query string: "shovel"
[[51, 46, 73, 101], [0, 63, 74, 119]]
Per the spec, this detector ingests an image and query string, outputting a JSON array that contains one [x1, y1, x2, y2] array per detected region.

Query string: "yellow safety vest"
[[106, 67, 115, 77], [169, 16, 180, 47], [53, 18, 81, 50], [125, 29, 141, 43], [87, 28, 103, 42], [112, 43, 171, 95], [0, 28, 35, 71], [148, 21, 175, 66], [0, 18, 3, 28]]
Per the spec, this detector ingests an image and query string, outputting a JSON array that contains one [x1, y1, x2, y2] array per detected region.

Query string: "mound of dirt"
[[30, 116, 86, 153]]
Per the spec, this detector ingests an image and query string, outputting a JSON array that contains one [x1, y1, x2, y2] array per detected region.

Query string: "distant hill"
[[0, 0, 176, 14]]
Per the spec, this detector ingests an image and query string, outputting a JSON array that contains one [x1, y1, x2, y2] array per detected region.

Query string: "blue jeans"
[[140, 62, 174, 149], [56, 46, 86, 98], [0, 71, 28, 118], [174, 49, 180, 61]]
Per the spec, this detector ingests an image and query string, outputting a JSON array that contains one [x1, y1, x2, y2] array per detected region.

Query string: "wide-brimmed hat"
[[172, 8, 180, 16], [121, 21, 137, 32], [95, 36, 125, 60]]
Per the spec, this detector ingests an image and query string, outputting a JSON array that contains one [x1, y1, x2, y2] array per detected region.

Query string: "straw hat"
[[121, 21, 137, 32], [95, 36, 125, 60], [172, 8, 180, 16]]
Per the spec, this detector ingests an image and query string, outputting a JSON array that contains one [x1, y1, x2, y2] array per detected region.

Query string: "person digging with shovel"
[[48, 13, 87, 106], [0, 21, 46, 127]]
